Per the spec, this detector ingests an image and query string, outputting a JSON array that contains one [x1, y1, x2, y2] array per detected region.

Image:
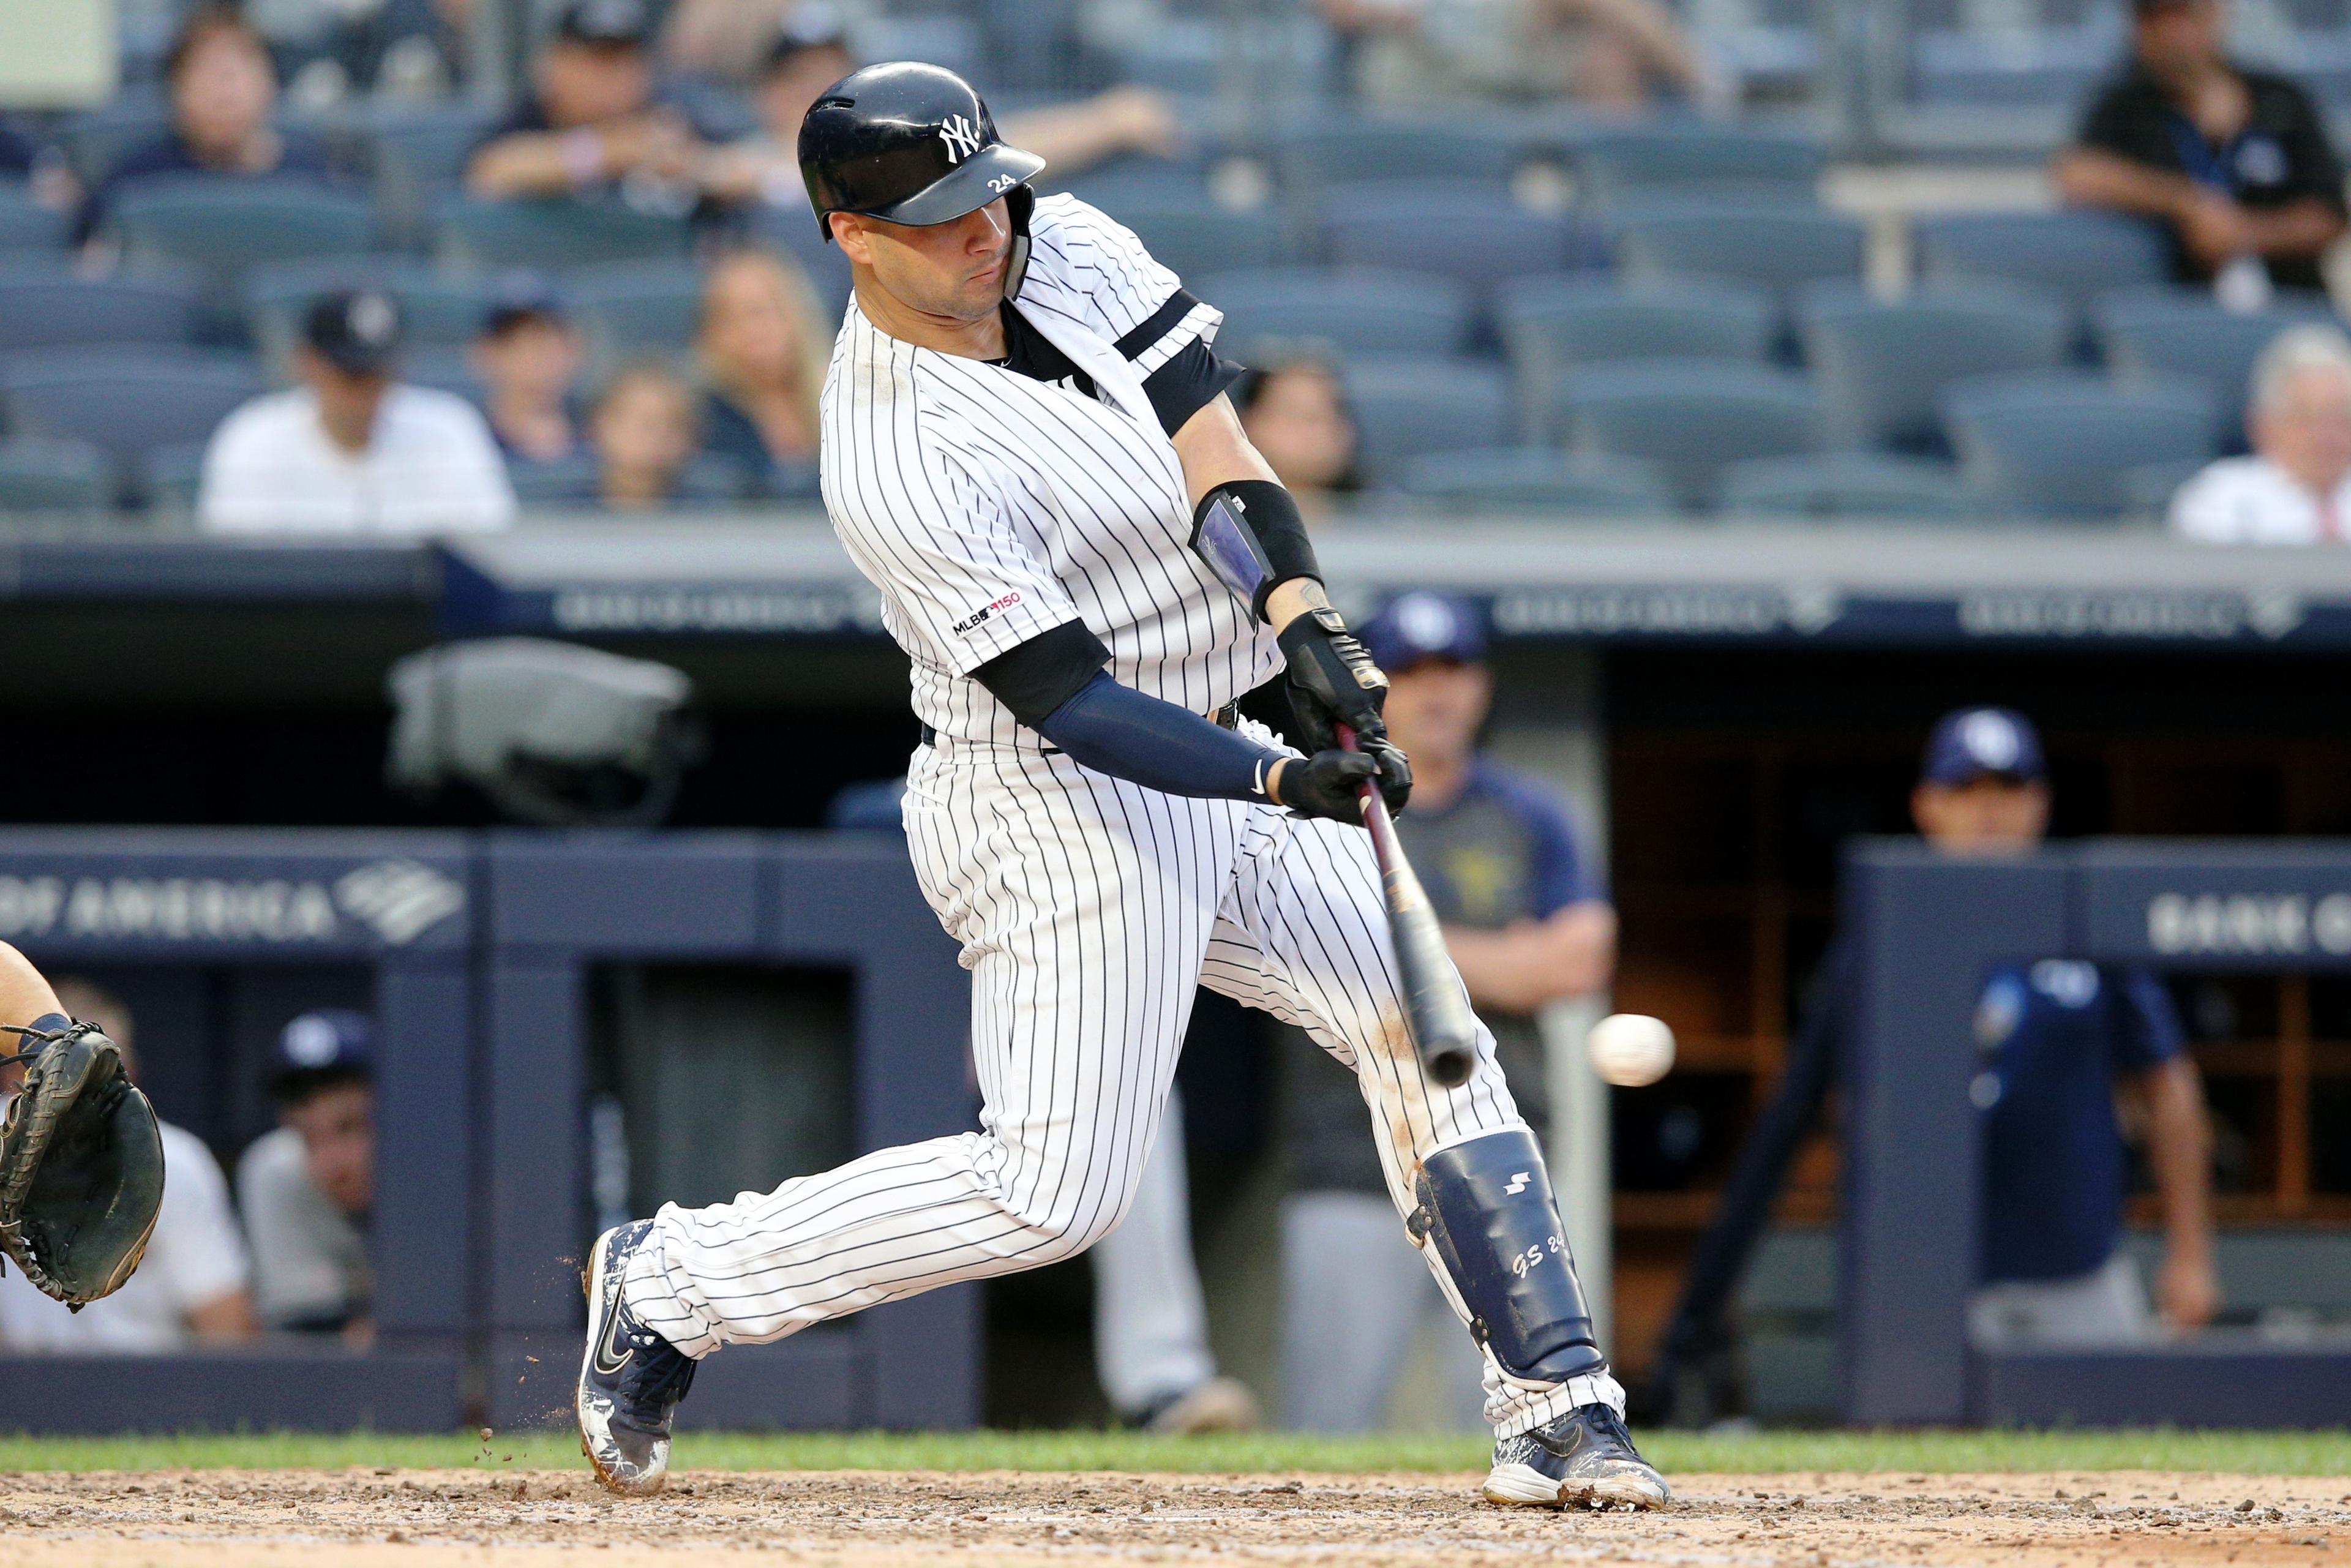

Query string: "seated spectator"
[[238, 1010, 376, 1342], [465, 0, 722, 209], [700, 18, 1183, 220], [1318, 0, 1708, 113], [591, 362, 703, 508], [2055, 0, 2345, 305], [250, 0, 470, 107], [470, 274, 587, 465], [696, 249, 825, 492], [1232, 358, 1361, 523], [78, 6, 336, 248], [661, 0, 831, 86], [199, 289, 516, 536], [2172, 324, 2351, 543], [0, 979, 258, 1354]]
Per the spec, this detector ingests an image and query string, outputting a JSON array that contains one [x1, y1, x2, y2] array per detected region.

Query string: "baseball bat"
[[1337, 724, 1479, 1088]]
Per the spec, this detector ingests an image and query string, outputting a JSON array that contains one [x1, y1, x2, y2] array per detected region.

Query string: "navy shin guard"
[[1411, 1128, 1608, 1384]]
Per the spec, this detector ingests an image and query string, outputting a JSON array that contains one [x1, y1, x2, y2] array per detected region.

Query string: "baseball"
[[1586, 1013, 1676, 1087]]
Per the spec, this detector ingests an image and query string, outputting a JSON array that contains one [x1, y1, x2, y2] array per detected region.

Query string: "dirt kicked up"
[[3, 1468, 2347, 1567]]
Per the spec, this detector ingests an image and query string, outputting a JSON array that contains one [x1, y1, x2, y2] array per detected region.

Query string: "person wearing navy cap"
[[234, 1010, 377, 1341], [470, 273, 587, 465], [1641, 706, 2219, 1420], [1278, 590, 1617, 1431]]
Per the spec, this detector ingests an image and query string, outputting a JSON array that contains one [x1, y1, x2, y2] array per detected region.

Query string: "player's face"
[[1379, 658, 1491, 771], [837, 200, 1014, 324], [1912, 777, 2050, 856]]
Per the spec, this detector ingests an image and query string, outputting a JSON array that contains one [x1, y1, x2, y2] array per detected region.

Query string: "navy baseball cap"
[[1359, 591, 1488, 673], [763, 4, 850, 73], [304, 289, 403, 375], [271, 1009, 375, 1096], [1921, 707, 2046, 786], [479, 271, 568, 336], [555, 0, 652, 47]]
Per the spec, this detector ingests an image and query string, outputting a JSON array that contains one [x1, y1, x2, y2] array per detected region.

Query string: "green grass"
[[0, 1428, 2348, 1476]]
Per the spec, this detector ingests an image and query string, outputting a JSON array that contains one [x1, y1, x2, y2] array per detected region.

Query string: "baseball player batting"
[[576, 61, 1667, 1513]]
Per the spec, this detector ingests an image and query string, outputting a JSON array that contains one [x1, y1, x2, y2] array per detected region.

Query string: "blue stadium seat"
[[359, 103, 498, 248], [1275, 118, 1526, 195], [1550, 358, 1823, 511], [740, 208, 854, 325], [1717, 452, 1978, 520], [1194, 267, 1472, 358], [2090, 286, 2336, 448], [1340, 356, 1515, 483], [1098, 197, 1285, 283], [1048, 163, 1216, 209], [0, 435, 112, 514], [0, 182, 67, 253], [1499, 277, 1775, 438], [0, 350, 263, 498], [1912, 210, 2169, 318], [1569, 125, 1824, 206], [438, 198, 694, 270], [2124, 457, 2207, 522], [1610, 201, 1865, 303], [244, 258, 495, 379], [1795, 282, 2070, 453], [1319, 181, 1599, 299], [399, 346, 489, 408], [141, 440, 207, 513], [1941, 369, 2219, 520], [0, 263, 201, 350], [1393, 448, 1674, 514], [56, 95, 171, 185], [109, 178, 378, 290], [568, 260, 706, 381], [509, 451, 752, 508]]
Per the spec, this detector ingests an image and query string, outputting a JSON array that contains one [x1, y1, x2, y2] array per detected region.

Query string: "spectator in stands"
[[1318, 0, 1709, 113], [238, 1010, 376, 1342], [1279, 592, 1614, 1430], [78, 6, 336, 248], [199, 289, 516, 536], [661, 0, 834, 86], [2172, 324, 2351, 543], [470, 275, 587, 465], [2056, 0, 2345, 304], [591, 362, 703, 508], [0, 980, 258, 1354], [698, 19, 1183, 221], [465, 0, 723, 206], [1232, 358, 1360, 524], [695, 249, 825, 494]]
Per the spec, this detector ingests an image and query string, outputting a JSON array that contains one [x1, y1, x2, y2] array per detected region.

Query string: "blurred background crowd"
[[2, 0, 2351, 532]]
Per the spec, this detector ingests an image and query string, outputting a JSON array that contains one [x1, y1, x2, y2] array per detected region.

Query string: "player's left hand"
[[0, 1019, 165, 1306], [1278, 606, 1390, 754]]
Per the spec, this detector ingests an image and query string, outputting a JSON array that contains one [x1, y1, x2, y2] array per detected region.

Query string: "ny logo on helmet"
[[938, 114, 983, 164]]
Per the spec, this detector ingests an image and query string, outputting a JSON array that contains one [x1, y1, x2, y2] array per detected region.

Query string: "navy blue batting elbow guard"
[[1190, 480, 1320, 624], [1036, 671, 1286, 804], [1411, 1127, 1610, 1385]]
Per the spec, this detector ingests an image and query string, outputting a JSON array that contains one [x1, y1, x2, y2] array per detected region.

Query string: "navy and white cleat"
[[1482, 1403, 1671, 1511], [577, 1220, 698, 1496]]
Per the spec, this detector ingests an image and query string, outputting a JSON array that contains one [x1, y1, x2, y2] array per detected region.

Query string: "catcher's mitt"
[[0, 1019, 165, 1308]]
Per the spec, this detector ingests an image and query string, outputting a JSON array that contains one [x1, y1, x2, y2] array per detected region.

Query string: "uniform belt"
[[920, 699, 1241, 749]]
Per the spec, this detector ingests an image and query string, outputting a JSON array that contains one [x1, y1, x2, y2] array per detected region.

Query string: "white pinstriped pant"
[[621, 721, 1623, 1436]]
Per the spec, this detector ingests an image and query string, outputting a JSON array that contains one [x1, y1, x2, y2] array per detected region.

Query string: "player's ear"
[[830, 211, 872, 266]]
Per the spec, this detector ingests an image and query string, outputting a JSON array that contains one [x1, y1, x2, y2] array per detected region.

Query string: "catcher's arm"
[[0, 943, 65, 1061]]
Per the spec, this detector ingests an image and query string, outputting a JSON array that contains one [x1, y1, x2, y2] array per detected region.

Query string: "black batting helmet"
[[798, 62, 1045, 242]]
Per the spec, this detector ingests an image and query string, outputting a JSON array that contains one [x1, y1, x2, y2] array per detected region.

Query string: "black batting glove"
[[1357, 733, 1413, 816], [1277, 606, 1389, 757], [1274, 749, 1379, 824]]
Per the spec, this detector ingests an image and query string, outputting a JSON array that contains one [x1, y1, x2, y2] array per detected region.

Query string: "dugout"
[[481, 830, 977, 1431], [0, 829, 471, 1434]]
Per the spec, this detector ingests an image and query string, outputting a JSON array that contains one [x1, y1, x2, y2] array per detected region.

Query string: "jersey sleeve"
[[2108, 966, 2186, 1074]]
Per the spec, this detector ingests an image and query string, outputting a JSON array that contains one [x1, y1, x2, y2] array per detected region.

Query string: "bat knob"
[[1427, 1045, 1474, 1088]]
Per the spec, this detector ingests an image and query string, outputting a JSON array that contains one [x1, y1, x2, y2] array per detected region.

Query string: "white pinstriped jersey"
[[819, 193, 1281, 745]]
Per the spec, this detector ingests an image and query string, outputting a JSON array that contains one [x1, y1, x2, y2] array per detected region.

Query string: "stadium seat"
[[1569, 125, 1824, 206], [245, 259, 495, 379], [2123, 457, 2206, 522], [1911, 210, 2169, 319], [1339, 356, 1515, 483], [1610, 201, 1865, 303], [2090, 287, 2336, 448], [1795, 282, 2070, 453], [1274, 118, 1527, 195], [1498, 277, 1775, 438], [437, 197, 694, 270], [399, 346, 489, 408], [1941, 369, 2219, 520], [1716, 452, 1979, 520], [141, 440, 208, 513], [56, 95, 172, 185], [0, 435, 113, 514], [0, 183, 67, 253], [0, 263, 202, 351], [1392, 448, 1675, 514], [509, 452, 752, 507], [568, 260, 706, 381], [1550, 358, 1823, 511], [360, 103, 499, 247], [109, 178, 378, 291], [1098, 197, 1284, 283], [1318, 182, 1600, 299], [1193, 267, 1473, 359], [0, 350, 262, 501]]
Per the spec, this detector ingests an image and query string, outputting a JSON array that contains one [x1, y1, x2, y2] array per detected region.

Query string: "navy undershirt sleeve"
[[1035, 671, 1287, 803]]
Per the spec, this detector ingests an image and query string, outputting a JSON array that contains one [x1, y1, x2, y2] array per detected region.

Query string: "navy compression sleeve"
[[1035, 671, 1287, 803]]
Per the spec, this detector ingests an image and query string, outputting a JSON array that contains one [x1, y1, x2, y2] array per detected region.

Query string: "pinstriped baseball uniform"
[[619, 195, 1624, 1436]]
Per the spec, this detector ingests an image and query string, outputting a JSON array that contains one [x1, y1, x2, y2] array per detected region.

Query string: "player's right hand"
[[1272, 749, 1379, 824]]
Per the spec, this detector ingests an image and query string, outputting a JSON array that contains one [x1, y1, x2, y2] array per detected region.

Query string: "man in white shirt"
[[0, 980, 258, 1355], [198, 288, 517, 536], [2170, 324, 2351, 544]]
